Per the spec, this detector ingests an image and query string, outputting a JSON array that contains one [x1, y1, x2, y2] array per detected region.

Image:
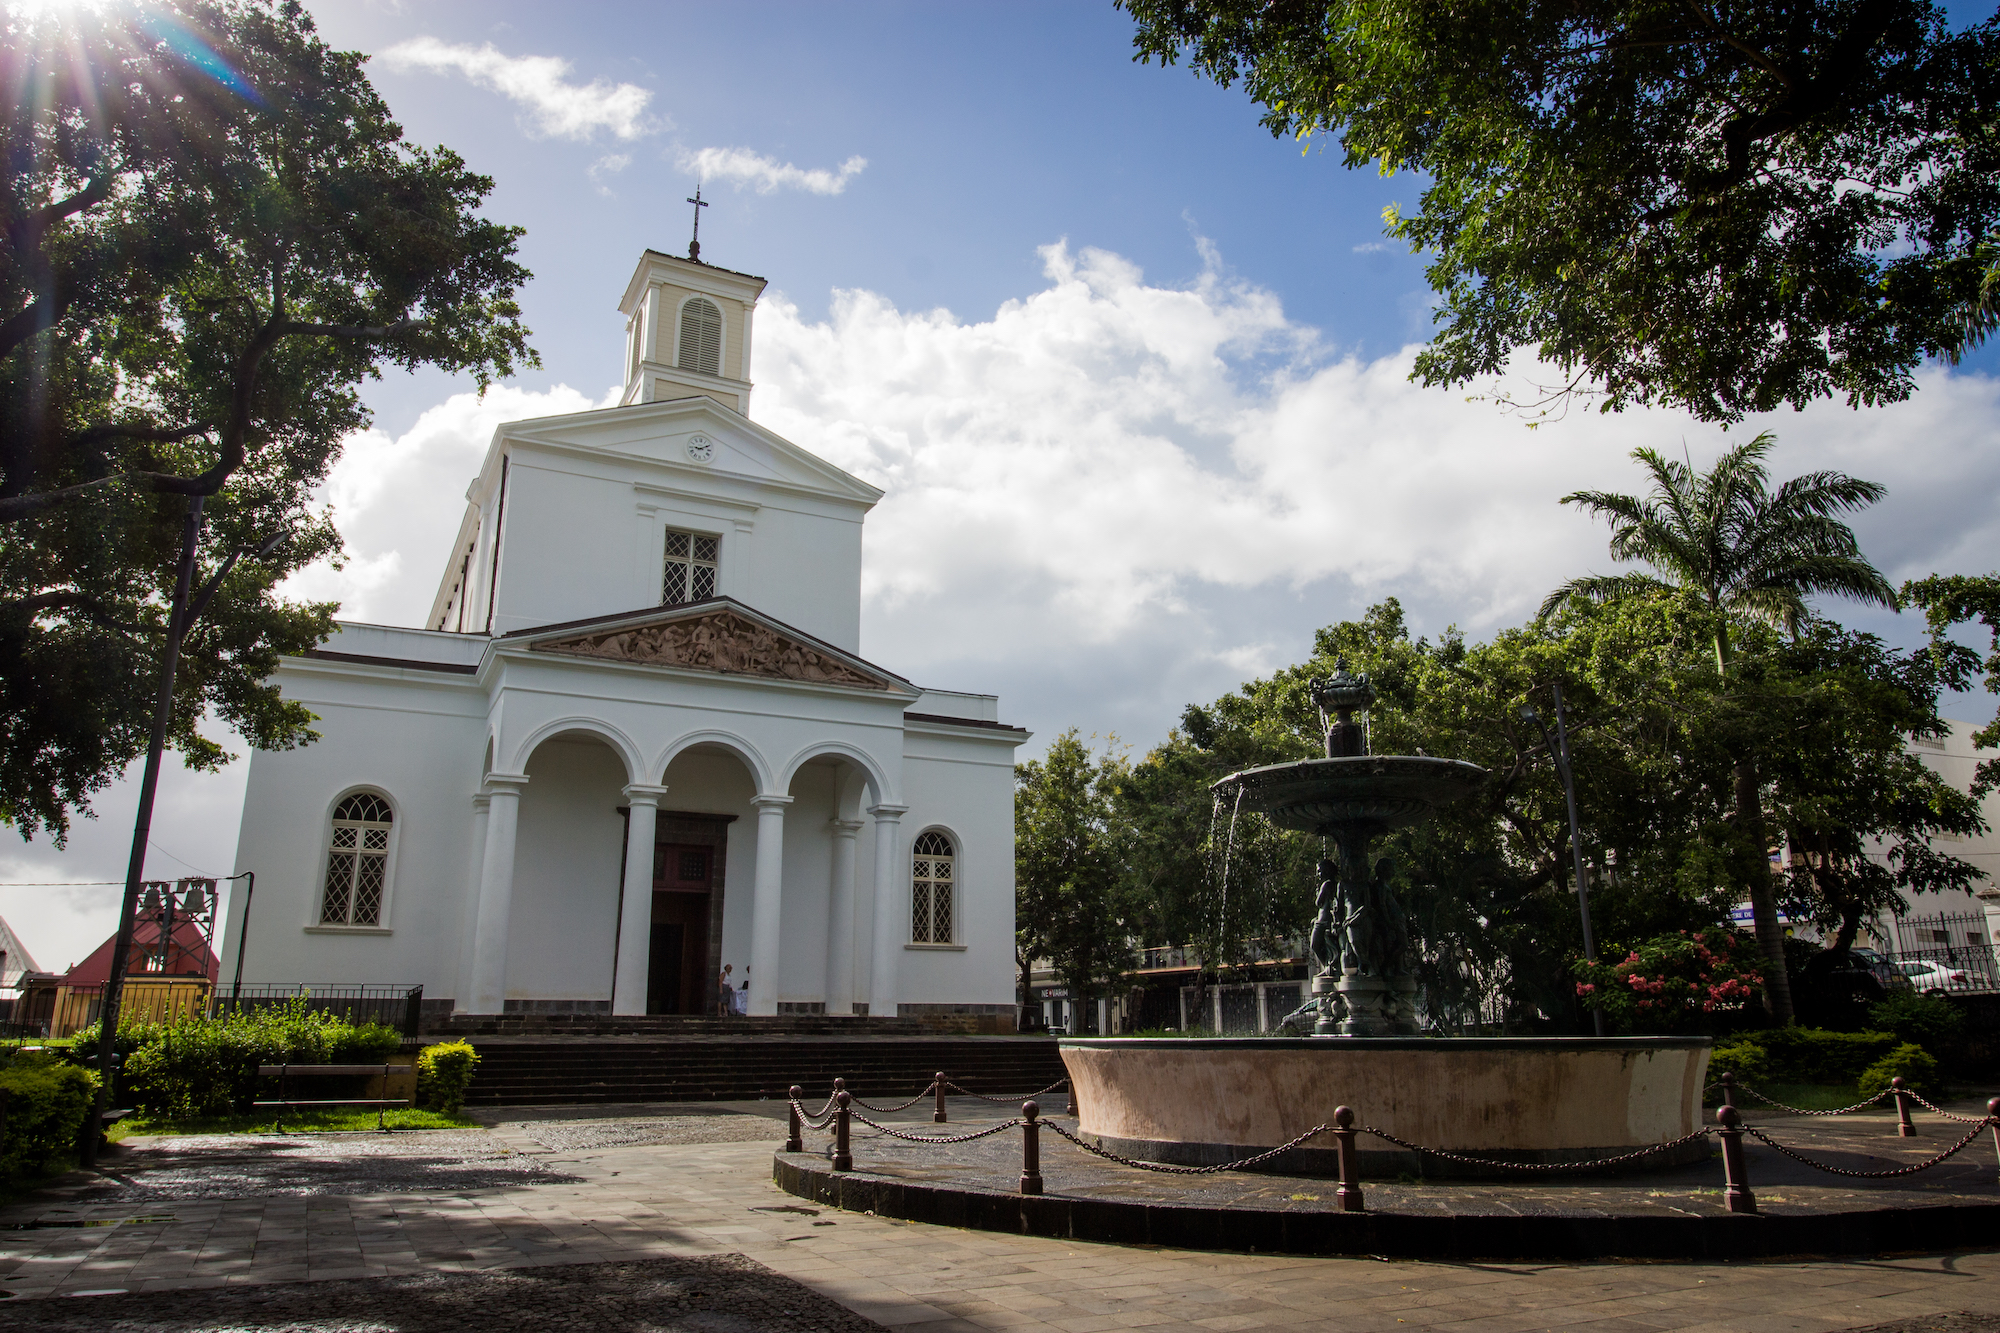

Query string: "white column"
[[747, 794, 792, 1016], [824, 819, 864, 1015], [867, 804, 908, 1020], [1098, 996, 1110, 1037], [452, 793, 491, 1013], [467, 774, 527, 1015], [612, 784, 669, 1016]]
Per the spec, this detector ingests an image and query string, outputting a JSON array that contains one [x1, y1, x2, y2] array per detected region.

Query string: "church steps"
[[455, 1036, 1068, 1106]]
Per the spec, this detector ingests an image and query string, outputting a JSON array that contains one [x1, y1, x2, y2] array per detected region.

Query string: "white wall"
[[222, 665, 485, 998], [506, 738, 629, 1004], [893, 725, 1021, 1009]]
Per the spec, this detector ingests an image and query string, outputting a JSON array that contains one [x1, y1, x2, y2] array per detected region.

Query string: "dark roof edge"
[[903, 711, 1029, 735], [299, 649, 477, 676]]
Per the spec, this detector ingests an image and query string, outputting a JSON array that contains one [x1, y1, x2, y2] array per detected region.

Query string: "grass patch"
[[112, 1107, 482, 1139]]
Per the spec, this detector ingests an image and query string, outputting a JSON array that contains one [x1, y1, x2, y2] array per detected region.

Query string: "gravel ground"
[[0, 1254, 887, 1332], [61, 1132, 577, 1204], [510, 1116, 784, 1153]]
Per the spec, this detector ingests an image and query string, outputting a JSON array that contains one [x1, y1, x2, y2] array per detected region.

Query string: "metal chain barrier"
[[845, 1083, 943, 1114], [788, 1097, 838, 1134], [1041, 1116, 1339, 1175], [1903, 1090, 1993, 1125], [848, 1111, 1027, 1145], [1728, 1083, 1896, 1117], [1358, 1125, 1715, 1173], [942, 1077, 1069, 1105], [1738, 1118, 1995, 1178]]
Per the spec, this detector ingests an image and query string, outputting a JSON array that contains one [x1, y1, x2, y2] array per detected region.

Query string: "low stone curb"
[[773, 1151, 2000, 1260]]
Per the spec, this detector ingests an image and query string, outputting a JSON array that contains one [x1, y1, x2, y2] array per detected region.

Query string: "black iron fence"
[[211, 984, 424, 1037]]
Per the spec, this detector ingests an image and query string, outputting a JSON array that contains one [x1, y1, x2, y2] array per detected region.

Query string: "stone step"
[[454, 1035, 1068, 1105]]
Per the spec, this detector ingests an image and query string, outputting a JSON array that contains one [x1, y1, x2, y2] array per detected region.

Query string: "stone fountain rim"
[[1208, 753, 1490, 794], [1060, 1035, 1711, 1051]]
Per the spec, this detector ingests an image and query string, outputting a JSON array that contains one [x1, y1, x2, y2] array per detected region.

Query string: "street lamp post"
[[1522, 683, 1605, 1038], [81, 500, 286, 1169]]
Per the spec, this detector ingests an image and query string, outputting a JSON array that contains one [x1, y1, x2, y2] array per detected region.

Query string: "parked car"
[[1848, 947, 1914, 993], [1896, 959, 1970, 994]]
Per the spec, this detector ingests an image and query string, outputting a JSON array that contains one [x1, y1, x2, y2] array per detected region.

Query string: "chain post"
[[1333, 1106, 1363, 1212], [1716, 1105, 1755, 1215], [832, 1090, 853, 1172], [1062, 1080, 1072, 1117], [1020, 1101, 1043, 1195], [786, 1085, 803, 1153], [935, 1072, 948, 1124], [1892, 1077, 1917, 1138], [1988, 1098, 2000, 1167], [1718, 1071, 1735, 1110]]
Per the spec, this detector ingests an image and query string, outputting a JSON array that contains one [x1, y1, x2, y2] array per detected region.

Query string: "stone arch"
[[776, 740, 895, 808], [502, 716, 644, 784], [652, 728, 775, 794]]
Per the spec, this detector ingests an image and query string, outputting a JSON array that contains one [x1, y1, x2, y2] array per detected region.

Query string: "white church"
[[221, 249, 1027, 1026]]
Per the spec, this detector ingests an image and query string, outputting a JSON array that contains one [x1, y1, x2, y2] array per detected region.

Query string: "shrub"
[[1754, 1027, 1901, 1084], [1572, 929, 1766, 1033], [1706, 1039, 1770, 1088], [1859, 1043, 1942, 1101], [416, 1041, 479, 1116], [114, 997, 411, 1121], [0, 1063, 97, 1181], [1867, 992, 1965, 1053]]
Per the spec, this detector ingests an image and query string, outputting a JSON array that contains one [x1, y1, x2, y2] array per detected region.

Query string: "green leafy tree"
[[1, 0, 534, 839], [1759, 619, 1986, 974], [1015, 731, 1131, 1030], [1541, 434, 1895, 1023], [1903, 572, 2000, 795], [1120, 0, 2000, 422]]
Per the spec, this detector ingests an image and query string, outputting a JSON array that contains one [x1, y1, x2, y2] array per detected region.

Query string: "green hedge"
[[84, 998, 403, 1120], [0, 1054, 97, 1181], [1744, 1027, 1901, 1084], [1859, 1044, 1942, 1101]]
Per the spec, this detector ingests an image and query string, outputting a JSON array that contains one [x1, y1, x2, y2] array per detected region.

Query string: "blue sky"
[[6, 0, 2000, 971]]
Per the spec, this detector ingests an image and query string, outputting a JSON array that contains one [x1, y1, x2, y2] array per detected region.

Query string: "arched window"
[[911, 831, 955, 944], [677, 297, 722, 376], [322, 793, 393, 926]]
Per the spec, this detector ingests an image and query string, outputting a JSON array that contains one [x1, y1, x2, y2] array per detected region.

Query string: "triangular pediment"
[[497, 398, 882, 507], [526, 604, 901, 692]]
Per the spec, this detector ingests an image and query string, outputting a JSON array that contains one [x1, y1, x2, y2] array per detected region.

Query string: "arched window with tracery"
[[321, 793, 393, 926], [677, 297, 722, 376], [911, 830, 955, 944]]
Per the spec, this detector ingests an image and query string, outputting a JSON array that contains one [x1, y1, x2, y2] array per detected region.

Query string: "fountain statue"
[[1214, 662, 1484, 1035]]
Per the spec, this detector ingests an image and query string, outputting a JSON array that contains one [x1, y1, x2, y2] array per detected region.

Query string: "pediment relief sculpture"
[[533, 610, 891, 690]]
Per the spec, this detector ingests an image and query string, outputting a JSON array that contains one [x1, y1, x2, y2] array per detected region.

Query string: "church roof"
[[638, 247, 766, 284]]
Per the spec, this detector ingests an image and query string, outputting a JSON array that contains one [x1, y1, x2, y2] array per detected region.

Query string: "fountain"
[[1059, 664, 1711, 1176]]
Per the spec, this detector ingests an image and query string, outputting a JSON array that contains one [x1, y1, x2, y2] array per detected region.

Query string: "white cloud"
[[380, 38, 657, 141], [679, 146, 867, 196], [747, 240, 2000, 702], [1352, 241, 1394, 253]]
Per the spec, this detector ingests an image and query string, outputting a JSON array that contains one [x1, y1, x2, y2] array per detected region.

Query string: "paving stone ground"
[[7, 1097, 2000, 1331]]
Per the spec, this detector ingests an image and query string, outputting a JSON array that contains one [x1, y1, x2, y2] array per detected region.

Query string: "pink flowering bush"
[[1572, 929, 1767, 1033]]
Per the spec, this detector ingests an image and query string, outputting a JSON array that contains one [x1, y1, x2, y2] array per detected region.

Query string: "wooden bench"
[[254, 1063, 412, 1133]]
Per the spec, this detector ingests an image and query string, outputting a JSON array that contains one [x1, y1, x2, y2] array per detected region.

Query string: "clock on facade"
[[685, 434, 714, 463]]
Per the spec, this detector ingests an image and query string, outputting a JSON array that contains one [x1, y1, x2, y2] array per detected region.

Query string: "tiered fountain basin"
[[1060, 1036, 1712, 1178]]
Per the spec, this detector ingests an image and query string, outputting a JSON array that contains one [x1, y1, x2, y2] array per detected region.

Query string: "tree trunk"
[[1017, 950, 1034, 1031], [1735, 756, 1796, 1024]]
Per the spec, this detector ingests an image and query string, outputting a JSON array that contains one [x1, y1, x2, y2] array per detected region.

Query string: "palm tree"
[[1541, 433, 1895, 1024]]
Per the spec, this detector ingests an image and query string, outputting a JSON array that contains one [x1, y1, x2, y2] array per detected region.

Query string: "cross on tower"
[[686, 183, 709, 263]]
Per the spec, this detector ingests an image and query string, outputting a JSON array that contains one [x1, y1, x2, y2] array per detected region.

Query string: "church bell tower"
[[618, 250, 769, 416]]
